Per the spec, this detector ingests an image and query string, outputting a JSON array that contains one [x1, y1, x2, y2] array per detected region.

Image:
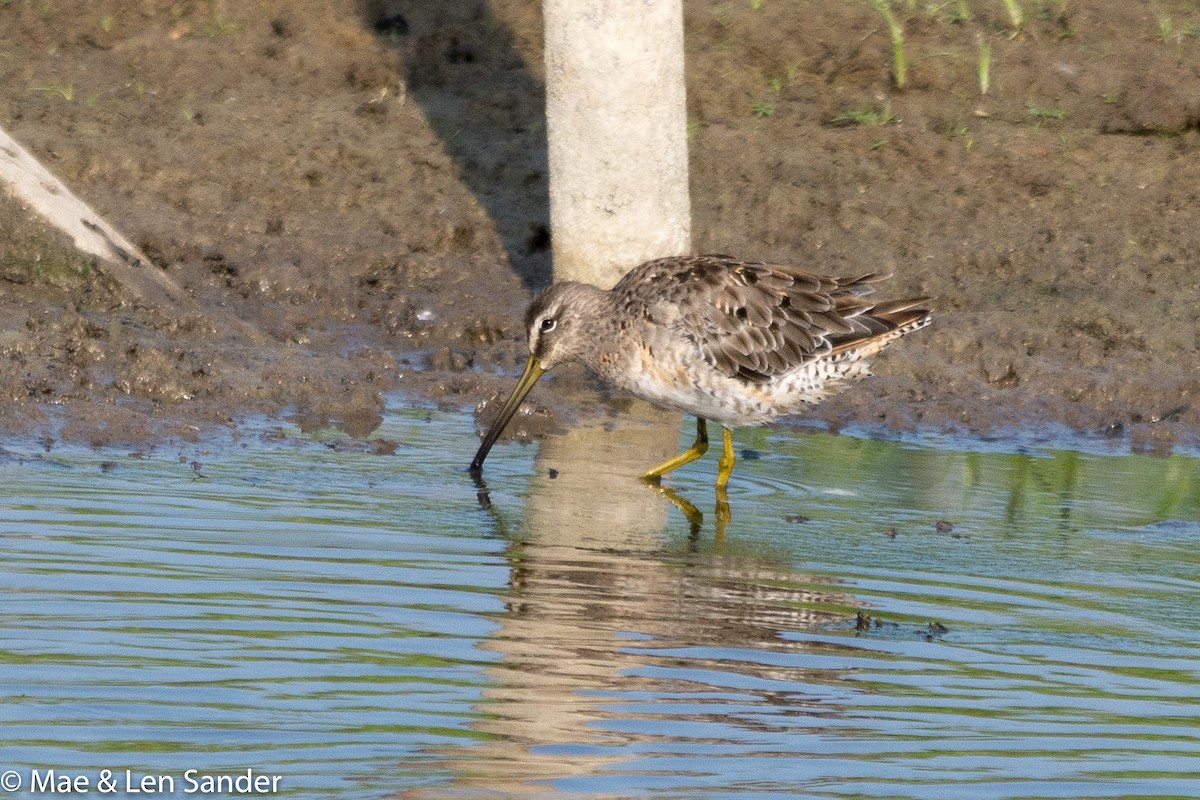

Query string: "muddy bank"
[[1, 1, 1198, 453]]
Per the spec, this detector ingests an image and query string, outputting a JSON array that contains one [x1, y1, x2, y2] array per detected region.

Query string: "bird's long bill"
[[469, 354, 546, 474]]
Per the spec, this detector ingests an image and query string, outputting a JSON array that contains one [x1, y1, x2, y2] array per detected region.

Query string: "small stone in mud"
[[784, 514, 809, 523], [373, 13, 409, 37], [524, 223, 550, 255], [547, 468, 558, 479], [370, 439, 398, 456], [270, 14, 294, 38], [1153, 404, 1190, 423], [981, 359, 1019, 388], [464, 324, 507, 346], [427, 348, 473, 372], [354, 101, 389, 119], [935, 520, 953, 533], [923, 622, 949, 641]]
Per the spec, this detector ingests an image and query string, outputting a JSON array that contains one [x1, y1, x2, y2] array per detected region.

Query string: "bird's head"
[[521, 280, 603, 371], [470, 280, 604, 475]]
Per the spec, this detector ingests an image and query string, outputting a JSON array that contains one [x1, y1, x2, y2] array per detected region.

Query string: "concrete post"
[[543, 0, 692, 289]]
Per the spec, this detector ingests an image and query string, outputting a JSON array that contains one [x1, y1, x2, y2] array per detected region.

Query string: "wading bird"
[[470, 254, 931, 489]]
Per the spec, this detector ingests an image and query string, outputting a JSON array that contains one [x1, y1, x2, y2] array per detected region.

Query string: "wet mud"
[[1, 1, 1198, 451]]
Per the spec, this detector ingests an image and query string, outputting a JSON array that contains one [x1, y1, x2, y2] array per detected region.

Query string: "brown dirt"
[[2, 0, 1199, 453]]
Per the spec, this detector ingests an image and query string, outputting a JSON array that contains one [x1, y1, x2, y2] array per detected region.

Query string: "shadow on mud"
[[358, 1, 552, 292]]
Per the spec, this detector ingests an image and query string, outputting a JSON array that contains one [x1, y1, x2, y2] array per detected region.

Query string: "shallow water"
[[2, 405, 1198, 799]]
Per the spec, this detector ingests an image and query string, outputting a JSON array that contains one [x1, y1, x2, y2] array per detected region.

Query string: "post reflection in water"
[[430, 416, 1200, 799], [430, 412, 862, 798]]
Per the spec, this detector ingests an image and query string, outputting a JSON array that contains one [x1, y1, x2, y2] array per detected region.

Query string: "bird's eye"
[[539, 317, 557, 333]]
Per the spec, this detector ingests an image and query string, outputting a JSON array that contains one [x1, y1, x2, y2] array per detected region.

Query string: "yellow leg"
[[715, 426, 735, 490], [641, 418, 709, 484], [651, 483, 704, 538], [714, 490, 730, 543]]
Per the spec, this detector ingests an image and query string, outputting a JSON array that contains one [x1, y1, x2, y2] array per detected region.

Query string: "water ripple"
[[2, 412, 1199, 798]]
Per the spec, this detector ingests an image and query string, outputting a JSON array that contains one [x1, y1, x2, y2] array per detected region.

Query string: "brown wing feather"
[[616, 255, 930, 384]]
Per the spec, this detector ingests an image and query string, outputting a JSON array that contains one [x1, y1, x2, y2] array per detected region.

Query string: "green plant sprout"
[[751, 100, 775, 118], [832, 101, 897, 126], [202, 13, 238, 37], [869, 0, 907, 89], [978, 39, 992, 95], [1026, 100, 1066, 121], [28, 83, 73, 102], [945, 123, 973, 150], [1155, 9, 1173, 42], [1001, 0, 1023, 31], [1153, 8, 1196, 61]]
